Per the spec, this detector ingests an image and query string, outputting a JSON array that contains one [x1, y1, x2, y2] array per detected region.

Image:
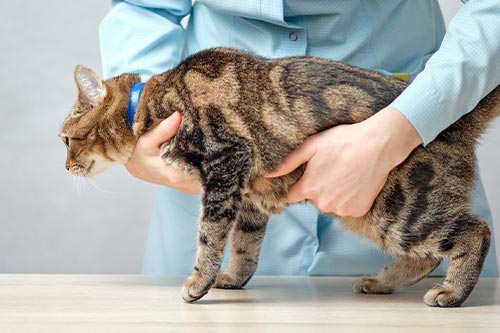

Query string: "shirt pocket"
[[378, 53, 433, 83]]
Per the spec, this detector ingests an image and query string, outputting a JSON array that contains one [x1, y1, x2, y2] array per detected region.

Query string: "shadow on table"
[[199, 277, 499, 307]]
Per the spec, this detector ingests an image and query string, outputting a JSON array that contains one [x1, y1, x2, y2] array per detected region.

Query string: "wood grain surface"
[[0, 275, 498, 332]]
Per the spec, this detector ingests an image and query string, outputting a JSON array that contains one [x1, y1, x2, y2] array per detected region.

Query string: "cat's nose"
[[65, 156, 71, 171]]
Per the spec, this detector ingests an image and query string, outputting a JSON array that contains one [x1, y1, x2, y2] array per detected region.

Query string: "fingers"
[[265, 139, 316, 178], [164, 165, 202, 194], [141, 111, 182, 149], [286, 176, 308, 204], [264, 138, 317, 204]]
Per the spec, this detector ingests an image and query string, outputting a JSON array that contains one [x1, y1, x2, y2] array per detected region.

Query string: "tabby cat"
[[60, 47, 500, 307]]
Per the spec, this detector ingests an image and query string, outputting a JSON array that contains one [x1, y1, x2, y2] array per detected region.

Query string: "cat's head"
[[60, 66, 138, 177]]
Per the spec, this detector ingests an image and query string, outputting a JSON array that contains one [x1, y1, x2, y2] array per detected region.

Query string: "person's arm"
[[268, 0, 500, 216], [100, 0, 201, 194], [100, 0, 191, 79], [391, 0, 500, 145]]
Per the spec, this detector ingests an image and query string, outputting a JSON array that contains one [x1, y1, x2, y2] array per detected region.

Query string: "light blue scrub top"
[[100, 0, 500, 276]]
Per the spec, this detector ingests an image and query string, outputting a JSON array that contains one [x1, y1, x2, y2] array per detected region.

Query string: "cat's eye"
[[61, 136, 69, 147]]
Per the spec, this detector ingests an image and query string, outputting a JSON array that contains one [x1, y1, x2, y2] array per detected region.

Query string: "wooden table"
[[0, 275, 499, 332]]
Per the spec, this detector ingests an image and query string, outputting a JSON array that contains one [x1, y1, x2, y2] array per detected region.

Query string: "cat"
[[60, 47, 500, 307]]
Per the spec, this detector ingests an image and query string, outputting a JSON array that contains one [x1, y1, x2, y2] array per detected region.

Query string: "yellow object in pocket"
[[392, 72, 410, 82]]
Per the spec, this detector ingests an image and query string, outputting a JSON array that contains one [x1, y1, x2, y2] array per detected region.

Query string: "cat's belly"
[[340, 215, 446, 259], [246, 191, 288, 216], [341, 216, 383, 247]]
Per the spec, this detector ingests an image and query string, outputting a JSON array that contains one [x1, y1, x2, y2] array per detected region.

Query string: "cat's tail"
[[441, 85, 500, 144], [468, 85, 500, 138]]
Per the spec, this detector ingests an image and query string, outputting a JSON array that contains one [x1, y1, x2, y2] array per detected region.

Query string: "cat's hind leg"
[[423, 215, 490, 307], [353, 256, 441, 294], [214, 198, 268, 289]]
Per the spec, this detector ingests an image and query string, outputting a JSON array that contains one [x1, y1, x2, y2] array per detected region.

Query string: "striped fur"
[[61, 48, 500, 306]]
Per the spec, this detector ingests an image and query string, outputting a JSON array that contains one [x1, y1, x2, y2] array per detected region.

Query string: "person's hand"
[[125, 111, 202, 194], [266, 106, 422, 217]]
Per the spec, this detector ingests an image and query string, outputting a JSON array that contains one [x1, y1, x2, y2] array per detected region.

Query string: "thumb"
[[142, 111, 182, 149], [265, 141, 316, 178]]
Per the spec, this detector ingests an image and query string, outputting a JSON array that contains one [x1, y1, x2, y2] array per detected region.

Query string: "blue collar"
[[128, 82, 145, 128]]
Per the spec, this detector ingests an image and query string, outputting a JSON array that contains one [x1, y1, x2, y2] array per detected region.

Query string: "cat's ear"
[[74, 65, 107, 107]]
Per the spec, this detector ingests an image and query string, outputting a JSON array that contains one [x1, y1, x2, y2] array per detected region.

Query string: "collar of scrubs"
[[127, 82, 145, 128]]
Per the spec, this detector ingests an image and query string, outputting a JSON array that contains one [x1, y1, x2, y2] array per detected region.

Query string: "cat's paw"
[[352, 276, 394, 294], [181, 274, 214, 303], [213, 272, 254, 289], [423, 284, 465, 307], [213, 272, 240, 289]]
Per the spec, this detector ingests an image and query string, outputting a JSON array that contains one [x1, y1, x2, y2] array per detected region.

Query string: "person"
[[100, 0, 499, 276]]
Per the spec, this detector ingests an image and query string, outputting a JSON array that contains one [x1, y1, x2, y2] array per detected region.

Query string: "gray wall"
[[0, 0, 154, 273], [0, 1, 498, 273]]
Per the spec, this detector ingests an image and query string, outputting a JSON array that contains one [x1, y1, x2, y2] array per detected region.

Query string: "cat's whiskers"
[[85, 176, 113, 194], [71, 166, 114, 195], [69, 165, 90, 196], [72, 174, 84, 196], [79, 175, 89, 196], [81, 175, 92, 195], [71, 174, 77, 193]]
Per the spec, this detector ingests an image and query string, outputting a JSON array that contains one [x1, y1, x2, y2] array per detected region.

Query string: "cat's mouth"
[[68, 160, 95, 177]]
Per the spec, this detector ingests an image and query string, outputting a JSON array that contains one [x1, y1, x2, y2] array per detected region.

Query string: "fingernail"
[[164, 111, 179, 125], [167, 111, 177, 120], [264, 171, 279, 178]]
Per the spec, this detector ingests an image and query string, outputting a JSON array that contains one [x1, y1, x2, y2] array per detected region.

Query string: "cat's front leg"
[[181, 189, 245, 303], [214, 198, 268, 289], [181, 143, 252, 303]]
